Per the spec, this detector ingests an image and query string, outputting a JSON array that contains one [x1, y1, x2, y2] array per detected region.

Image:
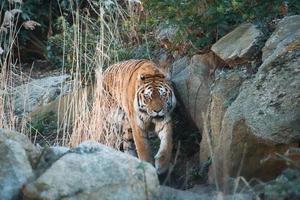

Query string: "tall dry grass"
[[55, 0, 139, 148], [0, 2, 29, 131], [0, 0, 141, 151]]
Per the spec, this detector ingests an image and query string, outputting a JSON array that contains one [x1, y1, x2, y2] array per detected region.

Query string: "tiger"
[[102, 59, 176, 174]]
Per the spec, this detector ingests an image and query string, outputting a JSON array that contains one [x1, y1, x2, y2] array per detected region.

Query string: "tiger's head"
[[134, 73, 176, 121]]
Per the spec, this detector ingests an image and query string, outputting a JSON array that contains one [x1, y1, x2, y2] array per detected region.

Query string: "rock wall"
[[173, 15, 300, 188]]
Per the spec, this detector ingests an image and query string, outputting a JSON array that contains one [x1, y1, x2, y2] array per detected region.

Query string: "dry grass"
[[59, 1, 133, 149], [0, 0, 138, 151]]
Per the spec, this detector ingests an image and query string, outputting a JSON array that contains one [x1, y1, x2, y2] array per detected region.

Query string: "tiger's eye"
[[140, 75, 145, 80]]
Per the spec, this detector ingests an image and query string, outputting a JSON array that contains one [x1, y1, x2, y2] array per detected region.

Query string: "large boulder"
[[211, 18, 300, 186], [172, 55, 212, 133], [23, 141, 159, 200], [211, 23, 263, 66], [0, 129, 37, 200], [262, 15, 300, 68], [160, 186, 253, 200], [160, 186, 210, 200], [255, 168, 300, 200], [13, 75, 72, 115], [200, 68, 249, 164], [171, 56, 190, 77]]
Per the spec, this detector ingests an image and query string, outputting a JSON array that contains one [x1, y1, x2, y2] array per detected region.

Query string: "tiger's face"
[[134, 74, 176, 120]]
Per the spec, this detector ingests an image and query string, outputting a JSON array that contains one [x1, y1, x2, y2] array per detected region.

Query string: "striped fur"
[[103, 59, 176, 174]]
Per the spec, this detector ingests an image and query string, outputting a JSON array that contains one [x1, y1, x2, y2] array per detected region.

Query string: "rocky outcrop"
[[211, 23, 263, 66], [0, 129, 38, 200], [161, 186, 254, 200], [255, 168, 300, 200], [200, 68, 249, 163], [13, 75, 72, 115], [208, 16, 300, 186], [172, 54, 212, 133], [171, 56, 190, 77], [23, 141, 159, 200], [262, 15, 300, 68], [160, 186, 210, 200], [172, 15, 300, 188]]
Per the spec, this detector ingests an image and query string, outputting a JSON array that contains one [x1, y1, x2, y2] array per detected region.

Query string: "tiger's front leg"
[[154, 119, 173, 174], [130, 121, 154, 164]]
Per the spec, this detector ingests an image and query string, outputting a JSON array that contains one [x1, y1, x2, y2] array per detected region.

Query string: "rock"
[[13, 75, 72, 115], [262, 15, 300, 68], [211, 35, 300, 186], [160, 186, 253, 200], [211, 23, 263, 66], [200, 68, 249, 164], [26, 85, 93, 145], [156, 24, 178, 42], [160, 186, 210, 200], [34, 146, 69, 176], [23, 141, 159, 200], [255, 169, 300, 200], [0, 129, 40, 167], [0, 129, 36, 200], [171, 56, 190, 77], [172, 55, 212, 133]]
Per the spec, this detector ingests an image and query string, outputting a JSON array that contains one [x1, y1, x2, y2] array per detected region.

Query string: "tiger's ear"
[[158, 54, 174, 80]]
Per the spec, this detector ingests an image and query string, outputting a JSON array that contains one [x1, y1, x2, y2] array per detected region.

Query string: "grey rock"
[[0, 128, 40, 167], [211, 36, 300, 185], [171, 56, 190, 77], [172, 55, 212, 133], [160, 186, 254, 200], [156, 24, 178, 42], [255, 169, 300, 200], [262, 15, 300, 69], [200, 68, 248, 164], [34, 146, 69, 176], [160, 186, 210, 200], [23, 141, 159, 200], [211, 23, 263, 66], [0, 129, 35, 200], [226, 46, 300, 143], [13, 75, 72, 115]]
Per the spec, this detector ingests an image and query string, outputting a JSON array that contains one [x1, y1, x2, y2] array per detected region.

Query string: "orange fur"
[[102, 59, 176, 174]]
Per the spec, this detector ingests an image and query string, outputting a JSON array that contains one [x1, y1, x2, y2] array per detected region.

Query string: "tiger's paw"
[[154, 151, 171, 175]]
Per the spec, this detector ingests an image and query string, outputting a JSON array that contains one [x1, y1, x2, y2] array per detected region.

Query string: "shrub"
[[143, 0, 300, 53]]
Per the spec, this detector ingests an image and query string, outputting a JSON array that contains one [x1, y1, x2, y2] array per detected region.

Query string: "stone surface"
[[0, 129, 36, 200], [160, 186, 210, 200], [34, 146, 69, 177], [211, 23, 263, 66], [171, 56, 190, 77], [0, 128, 40, 166], [262, 15, 300, 68], [156, 24, 178, 42], [211, 36, 300, 186], [13, 75, 72, 115], [255, 169, 300, 200], [23, 141, 159, 200], [172, 55, 212, 133], [200, 68, 249, 164], [160, 186, 253, 200]]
